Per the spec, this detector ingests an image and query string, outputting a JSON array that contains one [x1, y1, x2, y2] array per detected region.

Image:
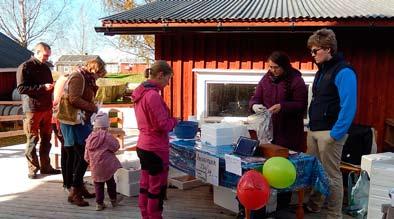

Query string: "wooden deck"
[[0, 144, 235, 219], [0, 143, 352, 219]]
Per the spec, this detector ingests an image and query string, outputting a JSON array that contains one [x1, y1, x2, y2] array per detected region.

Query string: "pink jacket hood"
[[84, 130, 122, 182], [131, 80, 162, 102], [132, 80, 177, 152]]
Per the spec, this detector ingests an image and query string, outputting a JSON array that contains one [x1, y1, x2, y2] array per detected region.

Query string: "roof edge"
[[96, 20, 394, 35]]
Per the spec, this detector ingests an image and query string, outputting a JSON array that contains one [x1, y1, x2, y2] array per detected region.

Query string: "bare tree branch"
[[100, 0, 155, 62], [27, 0, 43, 36], [28, 1, 66, 44], [103, 36, 154, 62], [0, 0, 68, 47], [0, 10, 19, 42]]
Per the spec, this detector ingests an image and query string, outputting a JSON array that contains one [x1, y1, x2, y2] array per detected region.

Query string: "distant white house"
[[105, 61, 120, 73], [55, 55, 104, 74], [104, 61, 148, 74]]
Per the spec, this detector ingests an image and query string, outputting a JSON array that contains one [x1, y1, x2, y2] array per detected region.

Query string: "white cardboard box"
[[115, 168, 141, 184], [116, 151, 141, 170], [367, 161, 394, 219], [201, 123, 249, 146], [213, 185, 239, 213], [116, 181, 139, 197], [361, 152, 394, 176]]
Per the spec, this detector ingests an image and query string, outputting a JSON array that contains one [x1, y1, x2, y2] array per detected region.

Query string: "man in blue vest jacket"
[[305, 29, 357, 219]]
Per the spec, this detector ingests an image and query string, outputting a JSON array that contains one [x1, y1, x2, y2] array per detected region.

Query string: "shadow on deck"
[[0, 143, 353, 219]]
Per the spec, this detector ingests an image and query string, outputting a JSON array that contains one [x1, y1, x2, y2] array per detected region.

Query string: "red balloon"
[[237, 170, 271, 210]]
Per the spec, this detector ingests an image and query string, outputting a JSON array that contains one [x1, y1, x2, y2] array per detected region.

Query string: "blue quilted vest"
[[309, 55, 353, 131]]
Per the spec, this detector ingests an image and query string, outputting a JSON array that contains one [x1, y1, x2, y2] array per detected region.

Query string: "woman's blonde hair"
[[144, 60, 173, 79], [307, 28, 338, 55], [85, 58, 106, 76]]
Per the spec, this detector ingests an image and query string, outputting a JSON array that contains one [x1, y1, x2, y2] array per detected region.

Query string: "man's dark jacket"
[[16, 57, 53, 112]]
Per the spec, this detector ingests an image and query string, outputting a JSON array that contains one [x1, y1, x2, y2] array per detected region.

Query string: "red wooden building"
[[0, 32, 32, 100], [96, 0, 394, 151], [119, 62, 148, 74]]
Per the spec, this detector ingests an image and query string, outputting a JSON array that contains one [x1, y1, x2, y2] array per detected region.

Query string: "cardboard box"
[[168, 175, 204, 190], [361, 152, 394, 176], [116, 181, 139, 197], [213, 186, 239, 213], [116, 151, 141, 170], [367, 161, 394, 219], [201, 123, 248, 146], [115, 168, 140, 184]]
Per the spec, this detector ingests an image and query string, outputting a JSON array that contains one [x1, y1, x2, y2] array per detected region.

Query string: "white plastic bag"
[[247, 106, 273, 144], [346, 170, 369, 218]]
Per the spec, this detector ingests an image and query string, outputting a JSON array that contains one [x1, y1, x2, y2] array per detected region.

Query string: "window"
[[302, 72, 316, 125], [106, 64, 119, 73], [207, 83, 256, 117], [63, 66, 70, 73], [194, 68, 316, 124]]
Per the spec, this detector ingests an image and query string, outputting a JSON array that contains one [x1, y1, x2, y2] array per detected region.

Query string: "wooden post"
[[245, 208, 251, 219], [296, 188, 305, 219]]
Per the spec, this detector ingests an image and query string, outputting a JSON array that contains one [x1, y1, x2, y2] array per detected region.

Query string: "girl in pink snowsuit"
[[84, 111, 122, 211], [131, 60, 177, 219]]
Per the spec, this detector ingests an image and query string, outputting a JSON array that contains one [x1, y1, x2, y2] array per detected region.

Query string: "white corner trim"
[[193, 68, 265, 75], [0, 68, 17, 73], [194, 69, 265, 121], [193, 68, 317, 123]]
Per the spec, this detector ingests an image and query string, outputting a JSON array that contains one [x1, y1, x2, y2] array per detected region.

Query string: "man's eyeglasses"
[[310, 48, 323, 55]]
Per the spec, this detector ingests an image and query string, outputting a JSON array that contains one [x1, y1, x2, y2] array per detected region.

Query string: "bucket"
[[12, 88, 21, 101], [174, 121, 199, 139]]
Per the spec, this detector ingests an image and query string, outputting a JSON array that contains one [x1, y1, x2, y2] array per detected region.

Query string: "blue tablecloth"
[[170, 139, 330, 197]]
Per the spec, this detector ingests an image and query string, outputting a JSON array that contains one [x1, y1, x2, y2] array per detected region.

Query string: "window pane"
[[207, 83, 256, 117]]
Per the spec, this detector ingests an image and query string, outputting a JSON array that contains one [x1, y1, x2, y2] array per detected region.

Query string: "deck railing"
[[0, 101, 24, 138]]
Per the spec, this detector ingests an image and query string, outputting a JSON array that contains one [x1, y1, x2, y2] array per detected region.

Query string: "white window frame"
[[63, 66, 70, 73], [194, 68, 316, 124]]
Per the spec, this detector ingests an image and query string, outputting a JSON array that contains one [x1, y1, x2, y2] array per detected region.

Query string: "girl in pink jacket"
[[131, 60, 177, 219], [84, 111, 122, 211]]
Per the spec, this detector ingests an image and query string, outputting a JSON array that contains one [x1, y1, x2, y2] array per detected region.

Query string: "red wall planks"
[[0, 71, 17, 100], [155, 30, 394, 151]]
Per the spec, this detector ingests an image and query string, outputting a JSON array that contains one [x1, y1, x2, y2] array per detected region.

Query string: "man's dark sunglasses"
[[310, 48, 323, 55]]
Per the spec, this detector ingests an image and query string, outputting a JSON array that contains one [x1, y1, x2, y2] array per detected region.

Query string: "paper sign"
[[195, 151, 219, 186], [225, 154, 242, 176]]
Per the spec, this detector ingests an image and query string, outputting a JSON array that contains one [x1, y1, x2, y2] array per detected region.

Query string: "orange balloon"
[[237, 170, 271, 210]]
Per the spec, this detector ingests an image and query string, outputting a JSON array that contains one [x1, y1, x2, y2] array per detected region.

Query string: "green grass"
[[53, 72, 146, 84], [105, 74, 131, 79], [97, 73, 145, 85]]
